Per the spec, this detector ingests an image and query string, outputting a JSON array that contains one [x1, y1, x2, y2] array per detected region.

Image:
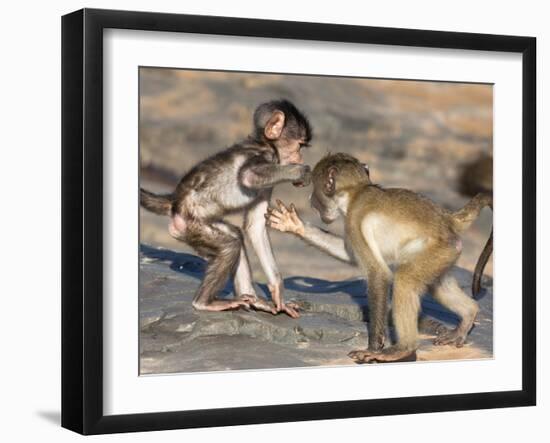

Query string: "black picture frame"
[[61, 8, 536, 435]]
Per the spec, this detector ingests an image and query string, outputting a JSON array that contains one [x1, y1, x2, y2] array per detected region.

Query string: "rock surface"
[[139, 245, 493, 375]]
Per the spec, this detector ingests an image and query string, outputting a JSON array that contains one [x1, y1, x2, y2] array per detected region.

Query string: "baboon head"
[[310, 153, 370, 224], [253, 99, 313, 165]]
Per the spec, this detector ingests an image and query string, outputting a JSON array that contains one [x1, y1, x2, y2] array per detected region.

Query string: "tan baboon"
[[266, 153, 492, 363]]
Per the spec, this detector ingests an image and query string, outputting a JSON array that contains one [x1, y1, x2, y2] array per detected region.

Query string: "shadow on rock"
[[140, 244, 463, 327], [140, 244, 234, 295], [139, 244, 493, 373]]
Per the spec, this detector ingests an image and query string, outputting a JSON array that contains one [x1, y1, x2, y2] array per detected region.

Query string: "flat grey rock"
[[139, 244, 493, 375]]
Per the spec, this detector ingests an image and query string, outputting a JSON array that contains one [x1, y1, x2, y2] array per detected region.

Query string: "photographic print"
[[62, 10, 535, 433], [138, 68, 493, 375]]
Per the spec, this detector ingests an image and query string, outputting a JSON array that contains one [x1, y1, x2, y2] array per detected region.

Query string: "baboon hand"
[[243, 295, 278, 315], [278, 301, 300, 319], [268, 280, 300, 319], [292, 164, 312, 187], [265, 199, 305, 236], [239, 294, 293, 316]]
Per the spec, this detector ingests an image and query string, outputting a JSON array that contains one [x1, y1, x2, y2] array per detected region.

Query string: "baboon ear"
[[264, 111, 285, 140], [325, 166, 338, 195], [362, 163, 370, 178]]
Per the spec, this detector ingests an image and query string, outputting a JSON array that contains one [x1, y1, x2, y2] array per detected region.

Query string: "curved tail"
[[140, 188, 173, 215], [451, 193, 493, 298], [472, 229, 493, 298]]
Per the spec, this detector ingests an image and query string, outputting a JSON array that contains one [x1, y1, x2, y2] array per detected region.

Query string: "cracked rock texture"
[[139, 245, 493, 375]]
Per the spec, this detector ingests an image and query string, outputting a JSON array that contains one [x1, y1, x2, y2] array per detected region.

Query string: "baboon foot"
[[348, 347, 417, 364], [193, 298, 250, 312], [433, 327, 468, 347]]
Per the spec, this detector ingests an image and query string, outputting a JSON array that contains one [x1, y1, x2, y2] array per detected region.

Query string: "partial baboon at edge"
[[266, 153, 492, 363], [141, 99, 313, 318], [459, 154, 493, 197]]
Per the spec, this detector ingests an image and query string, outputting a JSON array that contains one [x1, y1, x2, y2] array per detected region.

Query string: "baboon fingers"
[[266, 220, 280, 230], [247, 296, 277, 315], [266, 212, 283, 223], [244, 297, 299, 318], [276, 199, 289, 214], [285, 300, 300, 310], [279, 304, 300, 319]]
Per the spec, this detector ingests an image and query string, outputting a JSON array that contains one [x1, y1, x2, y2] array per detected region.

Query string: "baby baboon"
[[266, 153, 492, 363], [141, 99, 313, 318]]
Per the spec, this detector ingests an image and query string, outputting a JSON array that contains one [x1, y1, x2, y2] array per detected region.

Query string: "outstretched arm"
[[266, 200, 356, 265], [240, 158, 311, 190]]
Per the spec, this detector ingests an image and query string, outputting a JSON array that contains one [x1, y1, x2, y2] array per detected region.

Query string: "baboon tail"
[[452, 192, 493, 233], [451, 192, 493, 298], [472, 229, 493, 299], [140, 188, 173, 215]]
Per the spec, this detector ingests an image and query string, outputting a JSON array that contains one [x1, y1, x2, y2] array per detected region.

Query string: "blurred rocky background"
[[139, 68, 493, 283]]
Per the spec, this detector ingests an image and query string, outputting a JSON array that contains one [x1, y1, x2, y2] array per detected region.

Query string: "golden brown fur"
[[270, 153, 492, 363], [317, 154, 491, 362]]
